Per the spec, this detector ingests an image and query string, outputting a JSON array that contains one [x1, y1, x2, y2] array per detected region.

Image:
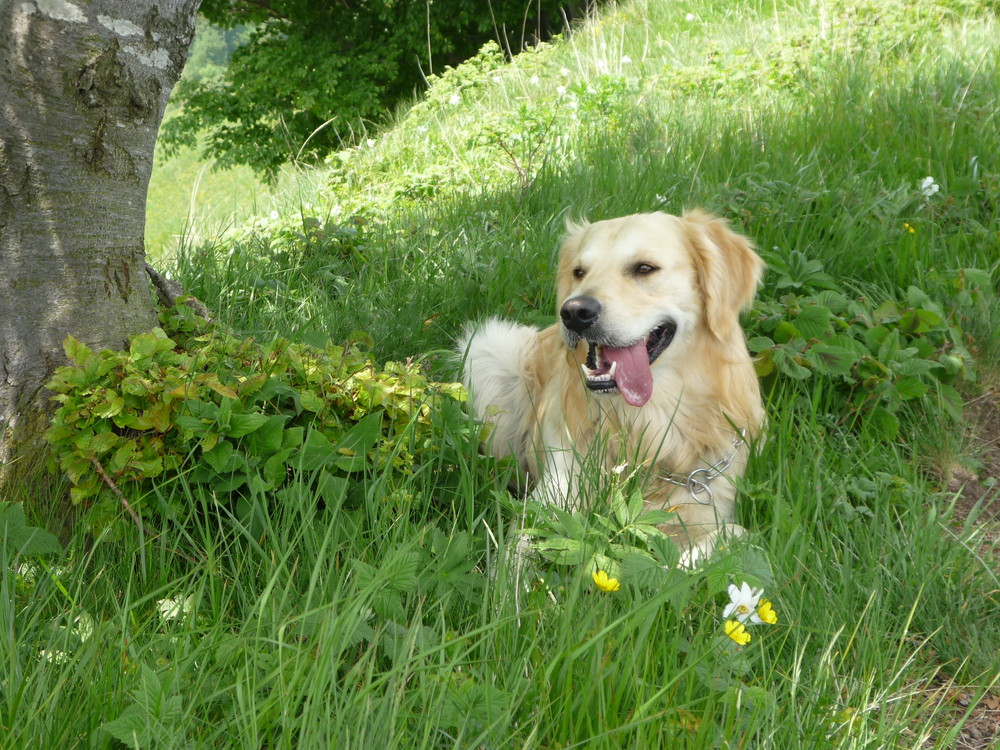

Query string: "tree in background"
[[160, 0, 587, 178], [0, 0, 199, 488]]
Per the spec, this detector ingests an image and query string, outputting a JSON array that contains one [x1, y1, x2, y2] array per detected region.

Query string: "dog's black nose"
[[560, 296, 602, 334]]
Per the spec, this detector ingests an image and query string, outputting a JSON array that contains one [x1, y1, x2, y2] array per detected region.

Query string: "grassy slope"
[[6, 0, 1000, 748], [144, 136, 266, 260]]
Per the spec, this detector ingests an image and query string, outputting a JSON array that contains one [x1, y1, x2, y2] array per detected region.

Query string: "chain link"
[[659, 430, 746, 506]]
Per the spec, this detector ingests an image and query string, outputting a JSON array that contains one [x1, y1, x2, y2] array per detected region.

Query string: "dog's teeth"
[[609, 361, 618, 378], [581, 363, 593, 377]]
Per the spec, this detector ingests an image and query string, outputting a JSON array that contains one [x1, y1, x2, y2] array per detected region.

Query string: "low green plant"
[[44, 301, 477, 535], [0, 503, 61, 564], [747, 248, 990, 439]]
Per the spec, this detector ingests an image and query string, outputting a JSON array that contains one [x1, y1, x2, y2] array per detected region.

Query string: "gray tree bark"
[[0, 0, 199, 490]]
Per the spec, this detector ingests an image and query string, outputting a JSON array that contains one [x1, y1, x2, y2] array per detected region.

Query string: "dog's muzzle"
[[559, 295, 678, 408]]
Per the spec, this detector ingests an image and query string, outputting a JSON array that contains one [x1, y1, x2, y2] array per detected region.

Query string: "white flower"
[[686, 12, 696, 21], [269, 210, 280, 221], [39, 649, 70, 664], [157, 595, 195, 622], [73, 612, 95, 643], [560, 67, 570, 77], [529, 75, 539, 85], [556, 85, 567, 96], [366, 138, 376, 147], [448, 93, 460, 106], [919, 176, 940, 198], [723, 582, 762, 622], [621, 55, 632, 64]]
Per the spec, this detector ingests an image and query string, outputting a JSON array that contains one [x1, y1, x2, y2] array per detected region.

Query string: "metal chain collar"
[[659, 430, 747, 506]]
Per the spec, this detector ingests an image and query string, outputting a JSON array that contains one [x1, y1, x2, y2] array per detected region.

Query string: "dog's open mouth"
[[581, 320, 677, 407]]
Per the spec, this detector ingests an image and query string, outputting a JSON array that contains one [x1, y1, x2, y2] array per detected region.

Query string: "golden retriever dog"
[[459, 210, 764, 563]]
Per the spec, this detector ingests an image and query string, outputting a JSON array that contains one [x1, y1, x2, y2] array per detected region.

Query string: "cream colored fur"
[[459, 210, 765, 561]]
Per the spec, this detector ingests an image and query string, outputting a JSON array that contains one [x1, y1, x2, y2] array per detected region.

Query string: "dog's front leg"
[[507, 442, 579, 574]]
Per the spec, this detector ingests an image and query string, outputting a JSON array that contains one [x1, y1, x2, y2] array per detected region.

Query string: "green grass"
[[144, 127, 269, 261], [7, 0, 1000, 747]]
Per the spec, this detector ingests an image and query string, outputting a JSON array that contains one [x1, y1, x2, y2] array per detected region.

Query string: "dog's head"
[[555, 210, 762, 407]]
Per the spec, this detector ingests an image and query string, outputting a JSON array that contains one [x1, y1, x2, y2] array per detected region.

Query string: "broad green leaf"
[[203, 376, 238, 400], [316, 471, 349, 503], [294, 430, 335, 471], [93, 392, 125, 418], [892, 358, 937, 377], [815, 290, 849, 313], [806, 344, 856, 377], [736, 548, 775, 589], [635, 509, 676, 527], [282, 426, 304, 449], [898, 308, 942, 335], [0, 503, 62, 561], [380, 549, 420, 592], [333, 412, 383, 472], [89, 431, 120, 455], [246, 415, 290, 455], [535, 538, 586, 565], [867, 407, 900, 440], [101, 705, 151, 748], [905, 286, 932, 308], [753, 349, 775, 377], [146, 400, 174, 433], [872, 300, 900, 323], [226, 413, 271, 438], [647, 533, 681, 569], [109, 440, 138, 472], [129, 330, 173, 361], [202, 440, 235, 473], [299, 389, 326, 413], [772, 320, 798, 344], [611, 487, 630, 527], [62, 335, 94, 367], [772, 347, 812, 380], [747, 336, 774, 353], [893, 375, 929, 401], [619, 551, 669, 588], [793, 305, 832, 339]]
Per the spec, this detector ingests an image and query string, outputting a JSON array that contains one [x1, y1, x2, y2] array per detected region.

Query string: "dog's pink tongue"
[[604, 341, 652, 407]]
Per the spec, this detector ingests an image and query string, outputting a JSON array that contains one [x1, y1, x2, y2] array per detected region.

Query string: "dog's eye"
[[633, 263, 658, 276], [573, 267, 586, 279]]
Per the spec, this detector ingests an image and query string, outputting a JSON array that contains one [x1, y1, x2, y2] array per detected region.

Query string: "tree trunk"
[[0, 0, 199, 491]]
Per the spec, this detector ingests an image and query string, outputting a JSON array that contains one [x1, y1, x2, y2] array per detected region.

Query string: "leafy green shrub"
[[747, 249, 991, 439], [161, 1, 593, 178], [44, 301, 477, 534]]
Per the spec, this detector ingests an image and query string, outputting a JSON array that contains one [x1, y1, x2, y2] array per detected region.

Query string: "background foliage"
[[161, 0, 593, 177]]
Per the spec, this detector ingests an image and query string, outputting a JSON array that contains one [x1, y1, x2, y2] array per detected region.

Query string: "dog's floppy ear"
[[681, 209, 763, 340]]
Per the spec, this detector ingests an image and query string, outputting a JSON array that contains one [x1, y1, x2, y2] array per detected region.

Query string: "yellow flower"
[[592, 569, 620, 592], [755, 598, 778, 625], [903, 222, 916, 234], [724, 619, 751, 646]]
